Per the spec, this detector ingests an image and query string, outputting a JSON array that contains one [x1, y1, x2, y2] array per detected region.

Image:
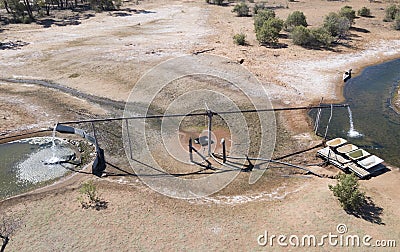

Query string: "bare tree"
[[0, 215, 21, 252]]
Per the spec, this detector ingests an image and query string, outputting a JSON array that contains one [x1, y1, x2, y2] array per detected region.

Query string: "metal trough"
[[337, 144, 358, 154], [346, 149, 370, 161], [326, 138, 347, 148], [357, 155, 384, 170]]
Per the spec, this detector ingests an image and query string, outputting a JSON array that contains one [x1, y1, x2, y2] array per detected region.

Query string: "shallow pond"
[[0, 137, 77, 199]]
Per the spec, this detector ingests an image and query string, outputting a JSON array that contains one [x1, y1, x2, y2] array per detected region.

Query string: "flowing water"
[[0, 137, 77, 199], [310, 58, 400, 166], [347, 106, 363, 138]]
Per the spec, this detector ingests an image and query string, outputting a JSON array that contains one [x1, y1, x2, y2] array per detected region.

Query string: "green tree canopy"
[[255, 17, 283, 45], [254, 9, 276, 32], [358, 7, 371, 17], [232, 2, 250, 17], [384, 4, 400, 22], [339, 6, 356, 25], [329, 174, 366, 211], [291, 26, 332, 48], [284, 11, 308, 31], [323, 12, 350, 38]]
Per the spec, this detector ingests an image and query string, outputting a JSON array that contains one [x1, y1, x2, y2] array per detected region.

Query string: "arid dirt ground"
[[1, 0, 400, 250]]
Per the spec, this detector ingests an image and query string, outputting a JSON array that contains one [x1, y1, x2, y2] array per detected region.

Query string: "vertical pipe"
[[189, 138, 193, 162], [221, 138, 226, 163], [314, 97, 323, 134], [91, 122, 99, 151], [125, 119, 133, 159], [324, 104, 333, 140], [207, 110, 213, 157]]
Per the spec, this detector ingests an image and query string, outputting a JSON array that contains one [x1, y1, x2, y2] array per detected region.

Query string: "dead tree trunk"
[[3, 0, 11, 13], [0, 235, 9, 252]]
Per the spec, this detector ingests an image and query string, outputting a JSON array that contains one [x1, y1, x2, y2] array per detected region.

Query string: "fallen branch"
[[192, 48, 215, 55]]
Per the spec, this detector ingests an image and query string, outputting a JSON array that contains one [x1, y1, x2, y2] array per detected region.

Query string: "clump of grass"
[[68, 73, 80, 78], [78, 180, 108, 211], [233, 33, 247, 46]]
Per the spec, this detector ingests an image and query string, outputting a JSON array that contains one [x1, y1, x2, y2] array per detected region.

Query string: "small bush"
[[233, 33, 246, 45], [256, 17, 283, 45], [284, 11, 308, 32], [291, 25, 311, 46], [358, 7, 371, 17], [323, 12, 350, 38], [22, 16, 34, 24], [253, 2, 266, 15], [233, 2, 250, 17], [254, 9, 276, 32], [394, 13, 400, 30], [310, 27, 333, 47], [339, 6, 356, 25], [291, 25, 333, 48], [78, 180, 108, 210], [329, 174, 365, 211], [89, 0, 119, 11], [384, 4, 399, 22]]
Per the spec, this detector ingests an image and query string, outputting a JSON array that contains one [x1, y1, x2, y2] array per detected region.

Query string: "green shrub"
[[384, 4, 399, 22], [253, 2, 266, 15], [339, 6, 356, 25], [310, 27, 333, 47], [256, 17, 283, 44], [394, 13, 400, 30], [329, 174, 366, 211], [22, 16, 33, 24], [323, 12, 350, 38], [254, 9, 276, 32], [357, 7, 371, 17], [284, 11, 308, 31], [291, 25, 312, 46], [291, 25, 333, 48], [233, 33, 246, 45], [78, 180, 108, 210], [233, 2, 250, 17], [89, 0, 119, 11]]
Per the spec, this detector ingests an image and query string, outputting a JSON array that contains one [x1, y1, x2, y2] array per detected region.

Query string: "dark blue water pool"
[[311, 58, 400, 166]]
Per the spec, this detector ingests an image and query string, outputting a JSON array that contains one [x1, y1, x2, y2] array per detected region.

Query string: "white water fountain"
[[16, 137, 76, 184], [44, 125, 63, 165], [347, 107, 363, 138]]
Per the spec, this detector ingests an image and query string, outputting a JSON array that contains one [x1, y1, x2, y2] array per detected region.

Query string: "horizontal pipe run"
[[58, 104, 349, 125], [224, 155, 322, 177]]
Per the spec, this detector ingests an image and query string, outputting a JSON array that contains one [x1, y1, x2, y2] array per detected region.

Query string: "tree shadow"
[[121, 8, 156, 14], [266, 5, 287, 10], [110, 12, 132, 17], [261, 42, 288, 49], [81, 199, 108, 211], [36, 18, 81, 28], [350, 26, 370, 33], [368, 165, 390, 178], [279, 33, 289, 39], [0, 40, 29, 50], [347, 196, 385, 225], [35, 13, 94, 28]]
